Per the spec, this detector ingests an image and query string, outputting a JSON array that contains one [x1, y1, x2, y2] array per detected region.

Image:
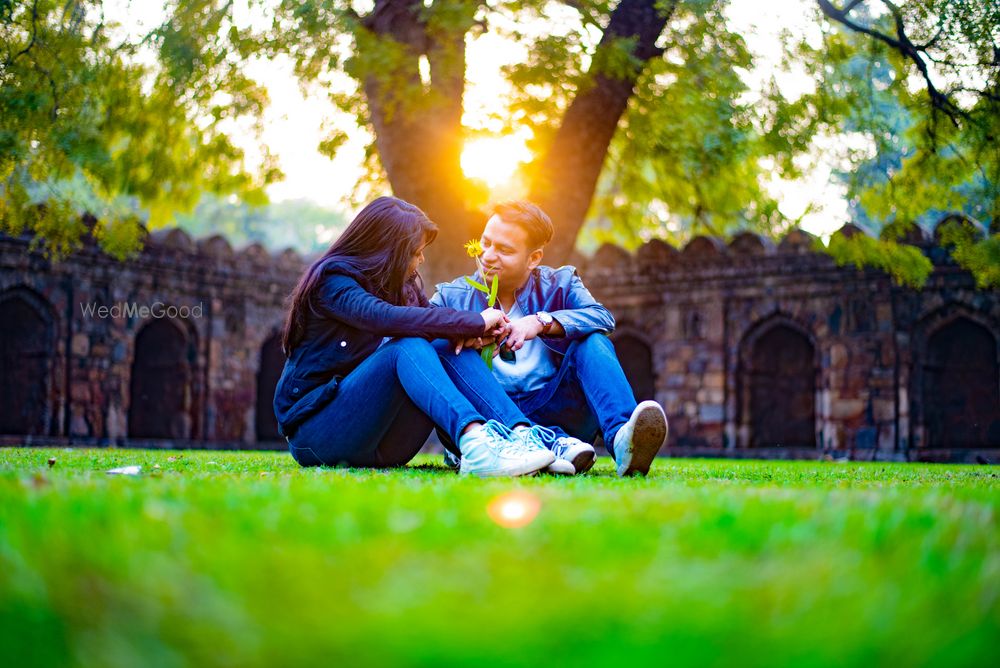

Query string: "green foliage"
[[5, 0, 999, 287], [824, 230, 934, 288], [797, 1, 1000, 283], [938, 217, 1000, 288], [582, 0, 800, 250], [481, 0, 832, 252], [0, 0, 279, 259], [1, 448, 998, 667]]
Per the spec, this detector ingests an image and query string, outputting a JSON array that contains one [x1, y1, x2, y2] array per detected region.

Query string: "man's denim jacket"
[[429, 265, 616, 358]]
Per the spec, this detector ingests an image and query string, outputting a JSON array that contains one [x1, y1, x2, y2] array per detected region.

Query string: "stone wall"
[[580, 223, 1000, 462], [0, 228, 298, 448], [1, 218, 998, 461]]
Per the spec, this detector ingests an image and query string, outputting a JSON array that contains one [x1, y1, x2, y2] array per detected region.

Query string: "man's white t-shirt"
[[492, 301, 558, 396]]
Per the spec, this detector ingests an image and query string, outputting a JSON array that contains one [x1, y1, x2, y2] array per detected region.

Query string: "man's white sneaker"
[[552, 436, 597, 474], [514, 425, 595, 475], [546, 457, 576, 475], [459, 420, 555, 477], [612, 400, 668, 477]]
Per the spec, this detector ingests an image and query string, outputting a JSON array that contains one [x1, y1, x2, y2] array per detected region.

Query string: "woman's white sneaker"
[[458, 420, 554, 477]]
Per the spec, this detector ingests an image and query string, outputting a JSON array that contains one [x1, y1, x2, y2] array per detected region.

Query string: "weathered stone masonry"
[[1, 220, 998, 461], [0, 228, 297, 448]]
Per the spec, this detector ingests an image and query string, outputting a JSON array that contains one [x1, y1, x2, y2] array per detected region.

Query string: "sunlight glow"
[[486, 491, 541, 529], [461, 135, 533, 189]]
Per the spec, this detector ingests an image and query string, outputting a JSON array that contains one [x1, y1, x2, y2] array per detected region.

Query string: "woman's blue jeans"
[[287, 337, 527, 467]]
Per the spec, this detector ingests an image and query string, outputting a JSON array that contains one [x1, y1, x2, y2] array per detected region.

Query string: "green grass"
[[1, 448, 998, 668]]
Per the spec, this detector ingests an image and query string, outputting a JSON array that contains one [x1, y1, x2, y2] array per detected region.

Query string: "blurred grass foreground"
[[1, 448, 998, 667]]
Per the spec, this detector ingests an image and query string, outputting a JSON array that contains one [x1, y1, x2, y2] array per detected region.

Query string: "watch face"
[[538, 312, 553, 325]]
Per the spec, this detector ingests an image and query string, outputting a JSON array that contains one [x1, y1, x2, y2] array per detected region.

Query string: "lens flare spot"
[[486, 491, 541, 528]]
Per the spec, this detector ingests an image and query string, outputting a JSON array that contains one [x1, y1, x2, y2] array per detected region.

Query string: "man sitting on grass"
[[430, 200, 668, 476]]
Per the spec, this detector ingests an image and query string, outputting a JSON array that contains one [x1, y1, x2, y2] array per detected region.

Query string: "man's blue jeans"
[[287, 337, 527, 467], [511, 333, 636, 453]]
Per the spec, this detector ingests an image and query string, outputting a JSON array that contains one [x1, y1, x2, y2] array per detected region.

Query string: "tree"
[[277, 0, 999, 284], [273, 0, 813, 281]]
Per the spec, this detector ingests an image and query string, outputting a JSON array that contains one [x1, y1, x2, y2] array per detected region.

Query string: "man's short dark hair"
[[489, 200, 554, 250]]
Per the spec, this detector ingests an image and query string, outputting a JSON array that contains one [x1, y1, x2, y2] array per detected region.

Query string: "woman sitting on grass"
[[274, 196, 556, 476]]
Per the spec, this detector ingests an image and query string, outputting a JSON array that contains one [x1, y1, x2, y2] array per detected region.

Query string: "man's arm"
[[548, 271, 615, 340], [505, 270, 614, 351]]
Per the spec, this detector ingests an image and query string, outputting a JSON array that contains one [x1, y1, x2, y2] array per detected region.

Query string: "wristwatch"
[[535, 311, 554, 335]]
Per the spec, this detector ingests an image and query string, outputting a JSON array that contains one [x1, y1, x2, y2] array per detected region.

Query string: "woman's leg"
[[430, 339, 530, 428], [289, 338, 485, 466], [346, 397, 435, 468]]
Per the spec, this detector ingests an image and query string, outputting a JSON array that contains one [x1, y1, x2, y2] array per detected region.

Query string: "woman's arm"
[[315, 273, 487, 339]]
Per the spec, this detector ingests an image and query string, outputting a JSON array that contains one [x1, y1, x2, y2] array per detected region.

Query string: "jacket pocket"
[[277, 375, 341, 436]]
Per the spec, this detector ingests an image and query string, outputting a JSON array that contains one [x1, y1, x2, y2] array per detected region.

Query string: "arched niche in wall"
[[739, 318, 817, 448], [128, 318, 196, 439], [256, 332, 284, 442], [0, 287, 56, 436]]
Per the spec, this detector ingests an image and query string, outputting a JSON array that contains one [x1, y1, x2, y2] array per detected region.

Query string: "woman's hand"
[[453, 335, 496, 355], [480, 308, 509, 337], [455, 308, 509, 355]]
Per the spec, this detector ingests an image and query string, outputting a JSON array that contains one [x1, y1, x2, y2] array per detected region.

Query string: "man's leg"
[[518, 364, 599, 443], [524, 333, 667, 476], [523, 334, 635, 451], [567, 333, 668, 475]]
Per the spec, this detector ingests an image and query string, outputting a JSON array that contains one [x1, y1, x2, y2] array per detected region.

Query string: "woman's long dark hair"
[[281, 196, 437, 355]]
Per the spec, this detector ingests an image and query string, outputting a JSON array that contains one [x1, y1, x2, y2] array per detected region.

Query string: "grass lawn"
[[1, 448, 998, 667]]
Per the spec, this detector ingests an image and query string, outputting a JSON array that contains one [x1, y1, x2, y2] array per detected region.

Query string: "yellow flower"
[[464, 238, 483, 258]]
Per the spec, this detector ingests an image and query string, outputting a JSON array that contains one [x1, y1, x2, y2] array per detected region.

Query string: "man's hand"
[[504, 316, 544, 352]]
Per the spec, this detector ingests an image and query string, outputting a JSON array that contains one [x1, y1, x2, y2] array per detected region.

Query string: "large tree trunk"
[[530, 0, 677, 264], [361, 0, 482, 287]]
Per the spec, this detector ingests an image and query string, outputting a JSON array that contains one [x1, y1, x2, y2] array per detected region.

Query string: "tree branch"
[[817, 0, 968, 130], [915, 22, 945, 51], [6, 0, 40, 67]]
